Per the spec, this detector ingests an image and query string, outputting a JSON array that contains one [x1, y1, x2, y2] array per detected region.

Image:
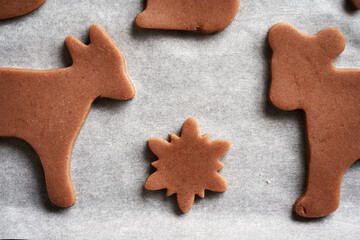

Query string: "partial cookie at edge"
[[0, 0, 46, 20], [135, 0, 240, 34]]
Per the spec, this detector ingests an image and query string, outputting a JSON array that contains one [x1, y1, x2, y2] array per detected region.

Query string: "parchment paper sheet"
[[0, 0, 360, 239]]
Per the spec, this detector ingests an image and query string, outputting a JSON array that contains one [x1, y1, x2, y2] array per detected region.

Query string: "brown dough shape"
[[351, 0, 360, 9], [135, 0, 240, 34], [268, 22, 360, 218], [0, 25, 136, 207], [0, 0, 46, 20], [145, 118, 231, 213]]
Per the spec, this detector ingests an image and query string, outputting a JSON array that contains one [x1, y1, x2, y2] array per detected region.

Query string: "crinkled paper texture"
[[0, 0, 359, 239]]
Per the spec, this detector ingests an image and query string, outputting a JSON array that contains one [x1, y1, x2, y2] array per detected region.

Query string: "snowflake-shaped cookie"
[[145, 117, 231, 213]]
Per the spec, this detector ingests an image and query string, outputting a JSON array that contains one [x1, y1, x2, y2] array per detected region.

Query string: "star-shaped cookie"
[[145, 117, 231, 213]]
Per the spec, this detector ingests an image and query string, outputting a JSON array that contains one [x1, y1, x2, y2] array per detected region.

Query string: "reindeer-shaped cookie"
[[0, 0, 46, 20], [0, 25, 135, 207], [268, 23, 360, 218], [135, 0, 240, 34]]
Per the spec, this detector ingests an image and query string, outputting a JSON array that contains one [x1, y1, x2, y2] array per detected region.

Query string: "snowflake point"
[[197, 191, 205, 198], [148, 137, 170, 158], [166, 189, 176, 197], [177, 192, 195, 213], [170, 133, 180, 142], [151, 160, 160, 168], [181, 117, 200, 139], [202, 133, 210, 141], [144, 171, 165, 191]]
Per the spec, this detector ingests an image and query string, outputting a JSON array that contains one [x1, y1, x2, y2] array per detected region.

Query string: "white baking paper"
[[0, 0, 360, 239]]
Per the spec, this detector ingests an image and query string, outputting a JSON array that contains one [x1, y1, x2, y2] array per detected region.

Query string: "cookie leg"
[[38, 144, 76, 208], [294, 152, 344, 218]]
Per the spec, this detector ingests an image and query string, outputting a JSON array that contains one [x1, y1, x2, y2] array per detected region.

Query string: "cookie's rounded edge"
[[267, 22, 302, 51], [135, 0, 241, 34], [293, 196, 340, 218], [209, 0, 241, 34], [135, 9, 149, 29], [316, 27, 346, 60], [48, 190, 77, 208], [0, 0, 46, 20]]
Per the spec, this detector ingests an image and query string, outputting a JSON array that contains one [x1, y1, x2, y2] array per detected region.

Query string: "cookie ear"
[[317, 28, 346, 59], [268, 23, 300, 50], [89, 24, 113, 47], [65, 36, 86, 61]]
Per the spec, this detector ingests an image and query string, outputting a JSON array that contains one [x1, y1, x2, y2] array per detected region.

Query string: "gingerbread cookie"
[[0, 0, 46, 20], [0, 25, 136, 207], [268, 22, 360, 218], [145, 118, 231, 213], [351, 0, 360, 9], [135, 0, 240, 34]]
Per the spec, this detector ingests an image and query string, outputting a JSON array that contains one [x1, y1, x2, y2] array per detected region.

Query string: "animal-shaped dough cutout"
[[135, 0, 240, 34], [0, 0, 46, 20], [351, 0, 360, 9], [145, 117, 231, 213], [268, 22, 360, 218], [0, 25, 136, 207]]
